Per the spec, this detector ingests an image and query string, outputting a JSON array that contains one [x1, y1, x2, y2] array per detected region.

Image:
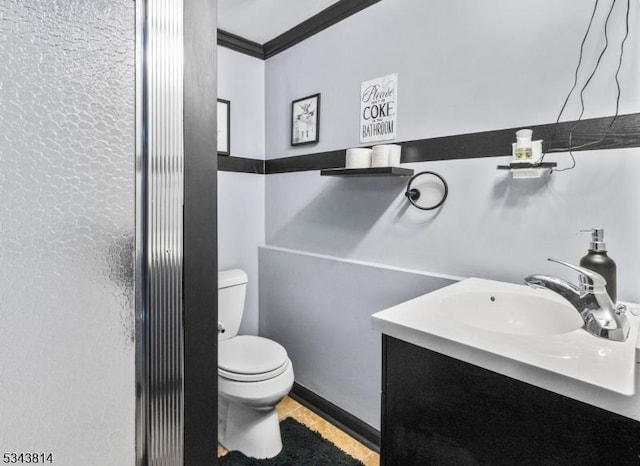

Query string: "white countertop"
[[372, 278, 640, 401]]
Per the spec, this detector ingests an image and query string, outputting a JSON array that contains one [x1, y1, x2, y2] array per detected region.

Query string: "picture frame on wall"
[[217, 99, 230, 155], [291, 93, 320, 146]]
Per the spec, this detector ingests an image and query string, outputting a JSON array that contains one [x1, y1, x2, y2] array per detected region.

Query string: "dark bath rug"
[[218, 417, 365, 466]]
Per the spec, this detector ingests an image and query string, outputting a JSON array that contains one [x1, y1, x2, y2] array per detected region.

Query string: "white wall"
[[263, 0, 640, 301], [259, 247, 458, 429], [266, 149, 640, 302], [218, 171, 265, 334], [218, 47, 266, 334], [265, 0, 639, 158], [218, 46, 265, 159], [260, 0, 640, 426]]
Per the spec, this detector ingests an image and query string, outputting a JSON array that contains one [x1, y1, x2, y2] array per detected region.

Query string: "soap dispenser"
[[579, 228, 617, 303]]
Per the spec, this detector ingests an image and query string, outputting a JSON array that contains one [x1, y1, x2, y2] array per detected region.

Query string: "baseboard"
[[290, 382, 381, 453]]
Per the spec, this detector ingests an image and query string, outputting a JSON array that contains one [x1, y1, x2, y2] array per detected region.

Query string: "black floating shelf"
[[320, 167, 415, 177], [496, 162, 557, 170]]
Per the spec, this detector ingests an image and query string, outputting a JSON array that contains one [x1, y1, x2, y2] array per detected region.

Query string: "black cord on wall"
[[541, 0, 632, 172]]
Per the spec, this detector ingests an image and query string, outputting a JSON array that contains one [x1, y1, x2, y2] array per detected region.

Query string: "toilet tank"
[[218, 269, 248, 341]]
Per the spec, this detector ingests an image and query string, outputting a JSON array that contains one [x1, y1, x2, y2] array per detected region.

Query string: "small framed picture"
[[217, 99, 230, 155], [291, 93, 320, 146]]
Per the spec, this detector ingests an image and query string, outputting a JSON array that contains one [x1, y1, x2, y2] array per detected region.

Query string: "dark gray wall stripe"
[[184, 0, 218, 463], [400, 112, 640, 164], [264, 150, 346, 174], [219, 113, 640, 175], [216, 0, 382, 60], [263, 113, 640, 174], [218, 155, 265, 174]]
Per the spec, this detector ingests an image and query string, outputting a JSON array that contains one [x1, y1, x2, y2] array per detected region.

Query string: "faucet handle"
[[547, 258, 607, 291]]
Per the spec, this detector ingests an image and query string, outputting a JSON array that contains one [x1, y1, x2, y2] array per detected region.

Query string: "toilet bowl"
[[218, 335, 294, 458], [217, 270, 294, 459]]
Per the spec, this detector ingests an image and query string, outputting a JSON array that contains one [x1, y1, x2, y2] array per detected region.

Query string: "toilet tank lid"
[[219, 269, 248, 289]]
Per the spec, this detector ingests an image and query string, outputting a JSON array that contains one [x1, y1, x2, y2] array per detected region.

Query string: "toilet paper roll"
[[345, 148, 372, 168], [372, 145, 390, 167], [388, 144, 402, 166]]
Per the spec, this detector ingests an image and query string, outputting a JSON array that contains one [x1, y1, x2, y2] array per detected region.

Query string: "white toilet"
[[217, 269, 294, 459]]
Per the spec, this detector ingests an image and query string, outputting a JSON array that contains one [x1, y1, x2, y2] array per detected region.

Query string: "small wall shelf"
[[320, 167, 414, 177], [497, 162, 557, 179]]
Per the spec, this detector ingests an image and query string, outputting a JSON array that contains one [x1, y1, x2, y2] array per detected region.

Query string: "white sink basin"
[[446, 289, 584, 336], [372, 278, 640, 397]]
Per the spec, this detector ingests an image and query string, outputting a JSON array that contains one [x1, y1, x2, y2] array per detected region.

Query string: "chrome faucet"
[[525, 258, 630, 342]]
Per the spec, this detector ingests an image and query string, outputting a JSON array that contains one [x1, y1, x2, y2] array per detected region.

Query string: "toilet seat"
[[219, 360, 290, 382], [219, 335, 290, 382]]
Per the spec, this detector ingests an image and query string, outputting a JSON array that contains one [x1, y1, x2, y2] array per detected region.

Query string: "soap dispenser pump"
[[579, 228, 617, 303]]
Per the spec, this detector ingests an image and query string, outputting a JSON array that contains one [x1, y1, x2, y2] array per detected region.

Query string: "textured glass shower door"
[[0, 2, 136, 465]]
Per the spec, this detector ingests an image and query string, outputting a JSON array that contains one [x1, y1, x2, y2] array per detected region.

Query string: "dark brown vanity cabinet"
[[381, 335, 640, 465]]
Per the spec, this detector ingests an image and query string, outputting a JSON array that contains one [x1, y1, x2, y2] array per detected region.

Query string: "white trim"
[[260, 245, 466, 282]]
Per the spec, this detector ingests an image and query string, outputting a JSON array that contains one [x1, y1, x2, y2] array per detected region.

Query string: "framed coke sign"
[[360, 73, 397, 144]]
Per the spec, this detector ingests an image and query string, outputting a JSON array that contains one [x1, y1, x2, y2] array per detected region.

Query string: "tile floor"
[[217, 396, 380, 465]]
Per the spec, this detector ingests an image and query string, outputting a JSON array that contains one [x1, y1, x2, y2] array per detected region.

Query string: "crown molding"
[[217, 29, 265, 59], [217, 0, 382, 60], [263, 0, 382, 59]]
